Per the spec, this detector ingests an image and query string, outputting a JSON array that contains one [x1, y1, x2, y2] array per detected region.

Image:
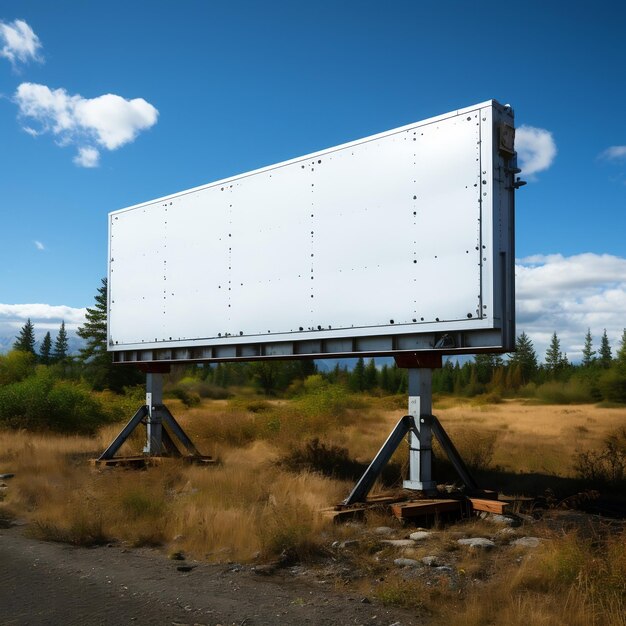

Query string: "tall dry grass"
[[0, 422, 348, 560], [429, 527, 626, 626], [2, 395, 626, 625]]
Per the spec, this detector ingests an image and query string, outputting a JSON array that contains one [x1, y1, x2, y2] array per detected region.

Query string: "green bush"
[[0, 350, 36, 385], [533, 380, 594, 404], [168, 387, 201, 407], [293, 378, 364, 418], [0, 369, 110, 433], [598, 369, 626, 404], [168, 376, 230, 400]]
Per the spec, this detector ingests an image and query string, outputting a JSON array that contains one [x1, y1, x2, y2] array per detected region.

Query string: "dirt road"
[[0, 524, 421, 626]]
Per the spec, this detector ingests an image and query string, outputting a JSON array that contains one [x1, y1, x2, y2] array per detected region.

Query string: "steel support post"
[[403, 368, 437, 492], [144, 372, 164, 455]]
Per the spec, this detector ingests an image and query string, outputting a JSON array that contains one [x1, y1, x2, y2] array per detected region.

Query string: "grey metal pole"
[[403, 368, 436, 492], [144, 372, 163, 455]]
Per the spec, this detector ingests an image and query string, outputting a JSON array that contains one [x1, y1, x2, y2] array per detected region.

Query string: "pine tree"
[[380, 364, 390, 392], [13, 319, 36, 354], [364, 358, 378, 390], [39, 331, 52, 364], [474, 354, 495, 385], [581, 329, 596, 367], [53, 321, 69, 362], [616, 328, 626, 367], [349, 357, 366, 392], [544, 332, 562, 373], [508, 332, 538, 384], [599, 329, 612, 368], [251, 362, 279, 395], [77, 278, 141, 392]]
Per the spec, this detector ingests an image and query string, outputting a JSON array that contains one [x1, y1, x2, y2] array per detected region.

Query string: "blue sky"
[[1, 0, 625, 360]]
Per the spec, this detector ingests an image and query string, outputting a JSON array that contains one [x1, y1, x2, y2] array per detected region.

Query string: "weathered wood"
[[91, 455, 215, 469], [365, 494, 408, 505], [468, 497, 511, 514], [391, 499, 462, 519], [321, 506, 366, 523]]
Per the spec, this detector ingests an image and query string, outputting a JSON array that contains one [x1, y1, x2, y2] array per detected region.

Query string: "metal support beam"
[[343, 415, 414, 505], [96, 371, 206, 462], [161, 406, 201, 456], [144, 372, 164, 455], [342, 358, 480, 504], [98, 406, 148, 461], [430, 414, 479, 491], [403, 368, 437, 493]]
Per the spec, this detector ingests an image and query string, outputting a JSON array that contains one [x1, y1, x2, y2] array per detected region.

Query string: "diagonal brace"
[[343, 414, 415, 505], [429, 414, 479, 491], [161, 405, 201, 456], [98, 406, 149, 461]]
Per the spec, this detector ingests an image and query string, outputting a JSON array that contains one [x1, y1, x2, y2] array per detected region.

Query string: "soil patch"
[[0, 524, 423, 626]]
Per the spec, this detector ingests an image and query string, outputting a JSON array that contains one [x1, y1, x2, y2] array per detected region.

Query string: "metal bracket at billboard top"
[[137, 363, 171, 374]]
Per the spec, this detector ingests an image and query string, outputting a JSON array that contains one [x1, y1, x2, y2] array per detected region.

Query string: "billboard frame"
[[108, 99, 518, 366]]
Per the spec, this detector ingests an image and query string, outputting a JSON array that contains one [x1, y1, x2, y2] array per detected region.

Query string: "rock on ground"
[[511, 537, 542, 548], [457, 538, 496, 550]]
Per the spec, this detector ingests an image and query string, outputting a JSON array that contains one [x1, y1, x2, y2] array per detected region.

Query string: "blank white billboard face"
[[109, 100, 516, 362]]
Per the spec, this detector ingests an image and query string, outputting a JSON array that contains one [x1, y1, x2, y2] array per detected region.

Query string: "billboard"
[[108, 99, 517, 364]]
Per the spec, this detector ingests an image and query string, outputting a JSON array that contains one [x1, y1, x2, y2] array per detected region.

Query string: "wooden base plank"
[[391, 499, 462, 519], [91, 455, 215, 468], [468, 497, 511, 514]]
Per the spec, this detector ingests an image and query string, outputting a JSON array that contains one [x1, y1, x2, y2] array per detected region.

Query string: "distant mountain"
[[0, 329, 84, 357]]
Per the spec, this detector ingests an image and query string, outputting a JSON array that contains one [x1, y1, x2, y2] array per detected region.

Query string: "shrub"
[[169, 387, 201, 407], [279, 438, 363, 480], [293, 379, 364, 418], [573, 427, 626, 486], [0, 350, 36, 385], [168, 377, 230, 401], [534, 380, 594, 404], [0, 369, 110, 433], [598, 369, 626, 404], [442, 429, 498, 472]]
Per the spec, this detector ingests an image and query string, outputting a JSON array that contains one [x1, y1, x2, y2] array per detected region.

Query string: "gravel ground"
[[0, 524, 423, 626]]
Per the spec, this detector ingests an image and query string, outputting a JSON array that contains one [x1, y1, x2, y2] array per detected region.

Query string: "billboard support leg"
[[144, 372, 164, 455], [403, 368, 437, 493], [342, 353, 479, 504], [96, 369, 209, 463]]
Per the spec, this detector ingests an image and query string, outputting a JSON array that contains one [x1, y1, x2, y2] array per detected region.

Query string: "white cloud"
[[599, 145, 626, 161], [14, 83, 158, 167], [0, 303, 86, 353], [515, 253, 626, 361], [0, 303, 86, 326], [516, 125, 557, 179], [33, 240, 45, 251], [0, 19, 42, 67], [73, 146, 100, 168]]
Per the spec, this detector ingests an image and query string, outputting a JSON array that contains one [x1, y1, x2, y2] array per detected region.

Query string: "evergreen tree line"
[[431, 329, 626, 403], [199, 328, 626, 401], [13, 318, 70, 364], [9, 279, 142, 392]]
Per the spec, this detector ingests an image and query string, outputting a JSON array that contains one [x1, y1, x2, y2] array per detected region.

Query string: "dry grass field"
[[1, 394, 625, 625]]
